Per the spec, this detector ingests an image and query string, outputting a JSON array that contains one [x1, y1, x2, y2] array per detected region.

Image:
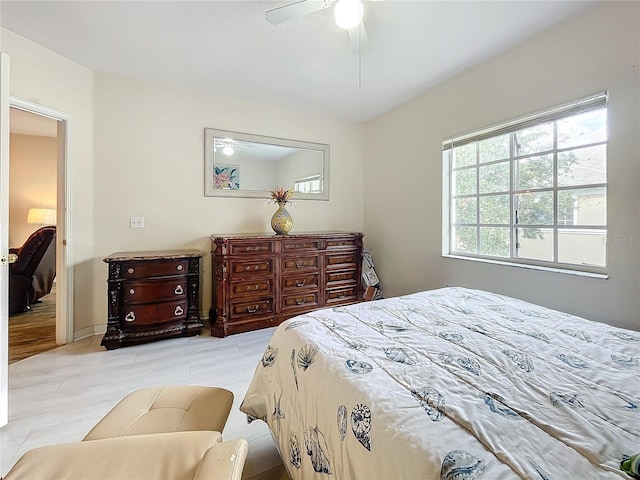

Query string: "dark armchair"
[[9, 226, 56, 315]]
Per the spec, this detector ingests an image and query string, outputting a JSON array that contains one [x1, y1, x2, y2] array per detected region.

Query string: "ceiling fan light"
[[334, 0, 363, 29], [223, 144, 234, 156]]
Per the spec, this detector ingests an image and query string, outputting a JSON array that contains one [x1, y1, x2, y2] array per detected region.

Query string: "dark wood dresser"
[[210, 232, 364, 337], [101, 250, 204, 350]]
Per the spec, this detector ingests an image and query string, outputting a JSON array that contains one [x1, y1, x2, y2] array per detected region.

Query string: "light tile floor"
[[0, 327, 287, 479]]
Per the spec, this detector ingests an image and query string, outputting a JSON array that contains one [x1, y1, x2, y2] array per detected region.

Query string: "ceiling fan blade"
[[348, 21, 370, 55], [265, 0, 333, 25]]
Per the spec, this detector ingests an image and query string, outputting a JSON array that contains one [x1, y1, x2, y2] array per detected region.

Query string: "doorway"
[[7, 101, 72, 360]]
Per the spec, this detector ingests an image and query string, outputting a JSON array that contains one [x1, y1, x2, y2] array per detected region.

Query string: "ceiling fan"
[[265, 0, 371, 55], [214, 139, 253, 156]]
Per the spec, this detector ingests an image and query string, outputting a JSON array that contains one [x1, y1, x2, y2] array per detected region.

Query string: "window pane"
[[558, 229, 606, 267], [479, 161, 509, 194], [453, 226, 477, 254], [479, 227, 510, 257], [453, 143, 476, 168], [558, 108, 607, 149], [558, 188, 606, 226], [479, 134, 510, 163], [516, 192, 553, 225], [480, 195, 510, 224], [515, 122, 553, 156], [453, 198, 477, 224], [453, 168, 476, 195], [516, 154, 553, 190], [558, 145, 606, 187], [517, 227, 553, 261]]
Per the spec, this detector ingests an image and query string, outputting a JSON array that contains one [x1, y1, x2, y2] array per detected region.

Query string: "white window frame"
[[442, 92, 608, 276], [294, 174, 322, 194]]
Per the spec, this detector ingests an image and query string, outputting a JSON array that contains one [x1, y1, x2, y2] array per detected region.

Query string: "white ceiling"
[[0, 0, 597, 122]]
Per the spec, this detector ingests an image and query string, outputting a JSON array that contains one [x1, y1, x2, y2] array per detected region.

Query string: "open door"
[[0, 52, 11, 427]]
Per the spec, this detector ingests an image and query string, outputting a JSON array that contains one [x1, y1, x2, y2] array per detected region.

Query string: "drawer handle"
[[295, 279, 306, 287], [295, 297, 306, 305], [129, 289, 135, 295], [246, 305, 259, 313], [245, 264, 261, 271], [245, 246, 259, 252], [295, 261, 305, 269], [125, 311, 136, 322], [174, 285, 184, 295], [174, 305, 184, 316], [128, 267, 134, 274], [176, 264, 183, 271]]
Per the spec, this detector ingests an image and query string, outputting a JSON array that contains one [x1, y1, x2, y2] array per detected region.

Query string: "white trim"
[[10, 97, 75, 345]]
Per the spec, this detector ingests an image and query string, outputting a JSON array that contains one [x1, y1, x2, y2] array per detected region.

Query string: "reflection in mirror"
[[204, 128, 329, 200]]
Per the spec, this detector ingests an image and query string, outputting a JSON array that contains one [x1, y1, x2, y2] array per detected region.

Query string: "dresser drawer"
[[282, 239, 321, 252], [281, 292, 319, 312], [326, 286, 358, 305], [326, 237, 359, 249], [121, 300, 187, 327], [229, 241, 275, 256], [282, 273, 319, 293], [232, 279, 274, 297], [123, 279, 187, 304], [123, 259, 188, 279], [282, 255, 319, 273], [230, 259, 274, 278], [325, 251, 358, 270], [326, 269, 358, 288], [230, 297, 274, 320]]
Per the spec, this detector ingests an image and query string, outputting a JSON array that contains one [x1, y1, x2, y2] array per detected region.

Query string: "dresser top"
[[210, 231, 363, 240], [103, 250, 205, 262]]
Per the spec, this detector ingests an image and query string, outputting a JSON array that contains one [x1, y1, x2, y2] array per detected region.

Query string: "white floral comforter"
[[240, 287, 639, 479]]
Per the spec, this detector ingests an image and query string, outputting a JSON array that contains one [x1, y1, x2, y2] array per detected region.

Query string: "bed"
[[240, 287, 639, 479]]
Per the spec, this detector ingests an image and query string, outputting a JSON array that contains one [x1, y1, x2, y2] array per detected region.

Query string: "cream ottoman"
[[84, 385, 234, 441], [4, 431, 249, 480]]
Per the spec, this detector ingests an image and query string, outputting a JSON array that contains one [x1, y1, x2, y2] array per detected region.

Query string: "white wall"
[[363, 1, 640, 331], [92, 72, 365, 321]]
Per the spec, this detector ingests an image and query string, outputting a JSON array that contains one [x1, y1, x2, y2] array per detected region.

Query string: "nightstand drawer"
[[123, 279, 187, 304], [121, 300, 187, 327], [123, 259, 188, 279]]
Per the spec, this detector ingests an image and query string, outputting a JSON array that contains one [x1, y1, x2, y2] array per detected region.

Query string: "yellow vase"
[[271, 202, 293, 235]]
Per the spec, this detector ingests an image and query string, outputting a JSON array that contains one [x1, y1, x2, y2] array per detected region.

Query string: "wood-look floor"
[[1, 325, 290, 480], [8, 286, 57, 364]]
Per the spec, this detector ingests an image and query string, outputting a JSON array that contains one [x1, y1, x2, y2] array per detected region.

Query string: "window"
[[294, 175, 322, 193], [443, 93, 607, 274]]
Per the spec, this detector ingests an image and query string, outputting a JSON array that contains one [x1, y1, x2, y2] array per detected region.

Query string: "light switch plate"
[[130, 216, 145, 228]]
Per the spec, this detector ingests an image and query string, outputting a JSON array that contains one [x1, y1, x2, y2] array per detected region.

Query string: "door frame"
[[10, 98, 74, 344]]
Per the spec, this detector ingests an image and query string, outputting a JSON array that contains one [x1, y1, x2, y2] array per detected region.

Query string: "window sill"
[[442, 254, 608, 279]]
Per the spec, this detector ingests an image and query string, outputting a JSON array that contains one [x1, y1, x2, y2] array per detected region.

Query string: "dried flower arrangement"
[[269, 187, 294, 205]]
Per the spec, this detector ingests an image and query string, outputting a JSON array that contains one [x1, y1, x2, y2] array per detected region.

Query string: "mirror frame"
[[204, 128, 330, 200]]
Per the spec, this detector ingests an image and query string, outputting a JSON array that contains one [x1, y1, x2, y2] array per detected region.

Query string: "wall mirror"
[[204, 128, 330, 200]]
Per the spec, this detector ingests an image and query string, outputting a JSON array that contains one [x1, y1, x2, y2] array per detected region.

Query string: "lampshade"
[[27, 208, 56, 226]]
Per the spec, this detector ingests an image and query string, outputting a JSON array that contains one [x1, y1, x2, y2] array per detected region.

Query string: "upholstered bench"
[[84, 385, 234, 440], [2, 385, 244, 480]]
